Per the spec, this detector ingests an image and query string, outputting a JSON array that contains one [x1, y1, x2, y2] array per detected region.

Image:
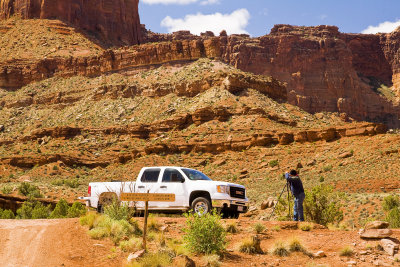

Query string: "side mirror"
[[180, 177, 185, 183]]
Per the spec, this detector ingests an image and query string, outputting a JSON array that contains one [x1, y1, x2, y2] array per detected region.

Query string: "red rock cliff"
[[0, 0, 142, 46]]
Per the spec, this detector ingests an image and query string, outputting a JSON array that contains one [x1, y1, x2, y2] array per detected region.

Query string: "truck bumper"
[[211, 199, 249, 213], [78, 196, 91, 207]]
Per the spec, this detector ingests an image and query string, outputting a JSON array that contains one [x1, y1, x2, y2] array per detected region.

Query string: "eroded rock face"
[[0, 0, 141, 46]]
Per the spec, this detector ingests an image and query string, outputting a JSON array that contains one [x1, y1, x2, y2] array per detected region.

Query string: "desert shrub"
[[288, 237, 306, 252], [239, 238, 263, 254], [269, 160, 279, 167], [67, 202, 86, 218], [104, 198, 131, 221], [303, 184, 343, 226], [253, 222, 266, 234], [299, 222, 313, 231], [1, 185, 13, 194], [339, 246, 353, 257], [64, 179, 80, 188], [18, 182, 42, 198], [167, 239, 189, 257], [271, 241, 290, 257], [148, 215, 161, 232], [129, 252, 171, 267], [385, 207, 400, 228], [80, 212, 98, 229], [382, 195, 400, 211], [16, 199, 35, 219], [31, 202, 51, 219], [119, 238, 137, 252], [110, 219, 134, 244], [183, 209, 226, 254], [50, 198, 69, 218], [88, 227, 110, 239], [0, 208, 15, 219], [226, 222, 238, 233], [129, 218, 143, 236], [271, 225, 281, 231], [202, 254, 221, 267]]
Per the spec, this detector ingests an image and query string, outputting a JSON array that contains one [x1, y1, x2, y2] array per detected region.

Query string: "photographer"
[[285, 169, 305, 221]]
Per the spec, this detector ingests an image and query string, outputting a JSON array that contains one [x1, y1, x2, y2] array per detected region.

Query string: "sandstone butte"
[[1, 1, 400, 128], [0, 0, 141, 46]]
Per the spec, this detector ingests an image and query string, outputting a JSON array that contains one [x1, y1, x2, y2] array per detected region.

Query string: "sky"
[[139, 0, 400, 36]]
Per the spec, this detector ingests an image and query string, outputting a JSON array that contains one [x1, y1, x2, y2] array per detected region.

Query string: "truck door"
[[135, 168, 161, 208], [156, 168, 187, 209]]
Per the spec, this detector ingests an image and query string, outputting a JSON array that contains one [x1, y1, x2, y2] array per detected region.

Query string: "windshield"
[[182, 168, 212, 181]]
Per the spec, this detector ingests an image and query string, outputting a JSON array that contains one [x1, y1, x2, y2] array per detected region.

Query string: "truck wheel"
[[191, 197, 211, 215], [231, 212, 240, 219]]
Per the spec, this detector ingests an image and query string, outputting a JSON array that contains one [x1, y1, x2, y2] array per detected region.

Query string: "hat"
[[289, 169, 297, 176]]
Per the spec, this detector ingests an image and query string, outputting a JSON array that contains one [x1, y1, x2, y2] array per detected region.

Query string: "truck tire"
[[191, 197, 211, 215], [231, 212, 240, 219]]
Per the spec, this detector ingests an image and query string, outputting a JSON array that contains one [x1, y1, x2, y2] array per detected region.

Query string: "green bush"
[[64, 179, 80, 188], [67, 202, 86, 218], [50, 198, 69, 218], [382, 195, 400, 212], [269, 160, 279, 167], [271, 241, 289, 257], [1, 185, 13, 194], [110, 219, 134, 244], [183, 209, 226, 254], [253, 222, 266, 234], [31, 202, 51, 219], [226, 222, 238, 233], [104, 198, 131, 221], [303, 184, 343, 226], [16, 200, 34, 219], [0, 208, 15, 219], [1, 209, 15, 219], [18, 182, 42, 198], [385, 208, 400, 228], [80, 212, 98, 229]]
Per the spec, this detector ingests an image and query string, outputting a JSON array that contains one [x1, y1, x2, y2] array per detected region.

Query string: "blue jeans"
[[293, 192, 305, 221]]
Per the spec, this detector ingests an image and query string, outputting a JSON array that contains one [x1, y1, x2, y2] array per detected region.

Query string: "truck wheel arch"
[[98, 192, 118, 209], [189, 191, 211, 206]]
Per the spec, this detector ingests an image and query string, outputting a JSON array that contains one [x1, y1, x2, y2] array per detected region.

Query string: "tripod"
[[268, 181, 292, 220]]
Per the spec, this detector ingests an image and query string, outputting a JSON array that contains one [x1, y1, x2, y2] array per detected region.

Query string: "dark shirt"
[[285, 173, 304, 196]]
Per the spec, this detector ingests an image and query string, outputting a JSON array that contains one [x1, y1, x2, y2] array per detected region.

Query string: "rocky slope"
[[0, 0, 141, 46], [1, 22, 399, 126]]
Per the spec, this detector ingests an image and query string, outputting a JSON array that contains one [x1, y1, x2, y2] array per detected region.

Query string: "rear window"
[[140, 169, 161, 183], [162, 168, 184, 183]]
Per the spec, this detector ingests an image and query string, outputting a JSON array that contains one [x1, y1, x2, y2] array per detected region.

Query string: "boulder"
[[380, 238, 399, 256], [338, 151, 353, 159], [313, 251, 326, 258], [359, 229, 393, 239], [365, 221, 390, 230]]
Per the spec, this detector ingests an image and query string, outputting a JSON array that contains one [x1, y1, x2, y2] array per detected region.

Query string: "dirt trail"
[[0, 218, 123, 267]]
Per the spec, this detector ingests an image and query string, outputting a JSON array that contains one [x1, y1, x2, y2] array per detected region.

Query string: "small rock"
[[359, 250, 369, 255], [306, 159, 316, 166], [360, 229, 393, 239], [160, 225, 169, 232], [127, 249, 145, 262], [380, 238, 399, 256], [365, 221, 390, 230], [0, 125, 4, 132], [346, 260, 357, 265], [296, 162, 303, 169], [338, 151, 353, 159], [93, 244, 105, 247], [313, 251, 326, 258]]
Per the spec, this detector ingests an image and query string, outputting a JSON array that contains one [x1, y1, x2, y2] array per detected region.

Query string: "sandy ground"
[[0, 218, 123, 267]]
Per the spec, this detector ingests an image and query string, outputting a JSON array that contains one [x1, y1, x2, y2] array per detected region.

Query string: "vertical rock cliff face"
[[0, 0, 141, 46], [380, 28, 400, 93]]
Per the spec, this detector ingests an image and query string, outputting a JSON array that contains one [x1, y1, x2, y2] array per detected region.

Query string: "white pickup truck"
[[80, 166, 249, 218]]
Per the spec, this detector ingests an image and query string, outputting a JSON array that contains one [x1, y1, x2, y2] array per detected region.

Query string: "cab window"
[[162, 168, 184, 183], [140, 169, 161, 183]]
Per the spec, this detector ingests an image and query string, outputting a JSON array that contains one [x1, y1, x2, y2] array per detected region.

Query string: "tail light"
[[88, 185, 91, 197]]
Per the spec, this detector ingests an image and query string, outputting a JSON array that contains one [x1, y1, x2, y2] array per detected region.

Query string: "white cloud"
[[362, 19, 400, 34], [319, 14, 328, 20], [142, 0, 198, 5], [200, 0, 220, 5], [161, 8, 250, 36]]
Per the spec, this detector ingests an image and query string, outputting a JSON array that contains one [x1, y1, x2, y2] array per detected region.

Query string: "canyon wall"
[[0, 0, 142, 45]]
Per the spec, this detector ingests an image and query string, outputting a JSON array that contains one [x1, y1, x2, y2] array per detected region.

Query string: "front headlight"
[[216, 185, 229, 194]]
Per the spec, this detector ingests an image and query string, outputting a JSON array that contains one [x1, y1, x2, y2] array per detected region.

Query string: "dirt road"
[[0, 218, 123, 267]]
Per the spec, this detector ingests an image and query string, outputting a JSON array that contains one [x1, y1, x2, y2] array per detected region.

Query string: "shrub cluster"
[[18, 182, 42, 198], [383, 195, 400, 228], [183, 209, 226, 254], [104, 198, 132, 221], [0, 208, 15, 219]]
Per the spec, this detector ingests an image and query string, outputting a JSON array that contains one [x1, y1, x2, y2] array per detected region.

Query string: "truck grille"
[[230, 186, 246, 199]]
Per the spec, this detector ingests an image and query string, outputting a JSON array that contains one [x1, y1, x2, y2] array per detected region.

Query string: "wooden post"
[[143, 197, 149, 250]]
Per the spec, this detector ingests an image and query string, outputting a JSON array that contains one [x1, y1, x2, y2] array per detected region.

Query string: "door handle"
[[160, 186, 167, 189], [138, 186, 145, 188]]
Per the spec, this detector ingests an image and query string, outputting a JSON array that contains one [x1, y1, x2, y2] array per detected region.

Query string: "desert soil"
[[0, 217, 399, 267]]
